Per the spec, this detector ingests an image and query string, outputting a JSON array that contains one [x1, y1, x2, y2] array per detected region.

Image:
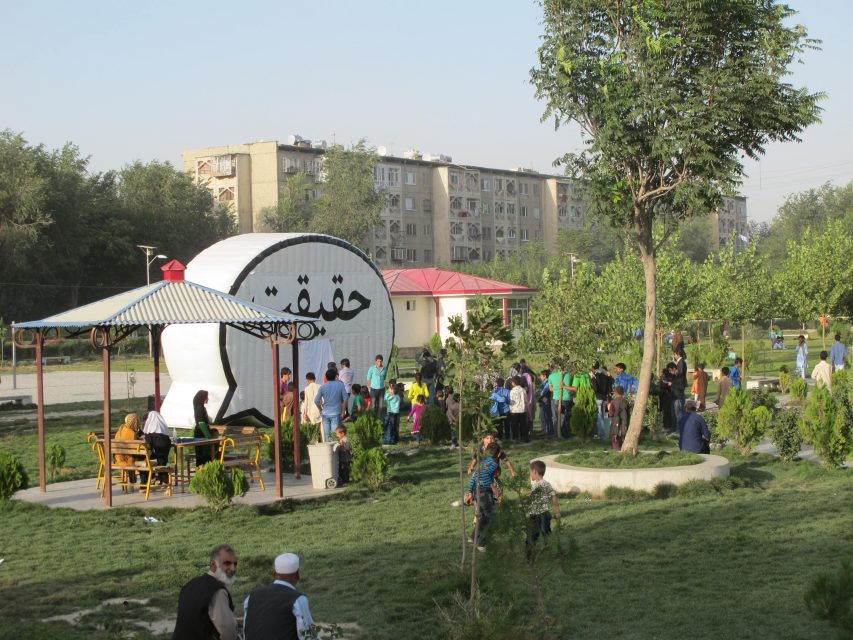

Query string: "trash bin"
[[307, 442, 339, 489]]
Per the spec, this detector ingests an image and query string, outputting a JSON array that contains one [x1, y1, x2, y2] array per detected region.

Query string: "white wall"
[[438, 297, 468, 344], [391, 296, 435, 349]]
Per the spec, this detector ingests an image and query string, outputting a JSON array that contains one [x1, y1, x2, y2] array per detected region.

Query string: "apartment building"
[[711, 195, 749, 250], [183, 139, 746, 266]]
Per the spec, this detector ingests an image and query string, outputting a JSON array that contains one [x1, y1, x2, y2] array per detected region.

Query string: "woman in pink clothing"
[[408, 394, 427, 443]]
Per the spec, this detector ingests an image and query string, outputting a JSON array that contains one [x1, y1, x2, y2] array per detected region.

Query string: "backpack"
[[421, 359, 438, 378]]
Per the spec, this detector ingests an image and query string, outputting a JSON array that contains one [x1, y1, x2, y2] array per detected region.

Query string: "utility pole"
[[137, 245, 167, 357]]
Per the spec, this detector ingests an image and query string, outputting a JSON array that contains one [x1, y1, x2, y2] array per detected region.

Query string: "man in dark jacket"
[[678, 400, 711, 454], [672, 351, 688, 425], [173, 544, 238, 640], [243, 552, 318, 640]]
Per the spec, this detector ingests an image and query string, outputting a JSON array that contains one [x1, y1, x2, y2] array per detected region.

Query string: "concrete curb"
[[536, 453, 730, 497]]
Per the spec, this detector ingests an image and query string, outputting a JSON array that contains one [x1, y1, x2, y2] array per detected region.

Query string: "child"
[[527, 459, 561, 549], [360, 386, 372, 413], [384, 378, 401, 444], [408, 373, 429, 406], [349, 383, 365, 420], [334, 425, 352, 485], [730, 357, 743, 390], [408, 394, 427, 443], [692, 363, 709, 410], [538, 370, 554, 437], [508, 375, 528, 442], [468, 431, 517, 479], [464, 442, 501, 551], [610, 385, 629, 450], [489, 378, 511, 439]]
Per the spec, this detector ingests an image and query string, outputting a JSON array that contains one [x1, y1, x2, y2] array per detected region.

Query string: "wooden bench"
[[0, 394, 33, 407], [218, 433, 270, 491], [41, 356, 71, 365], [105, 440, 172, 500]]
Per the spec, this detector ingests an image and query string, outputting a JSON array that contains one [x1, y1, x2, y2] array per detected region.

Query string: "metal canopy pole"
[[35, 331, 46, 492], [271, 337, 283, 498], [102, 342, 113, 507], [152, 326, 162, 411], [291, 334, 301, 480]]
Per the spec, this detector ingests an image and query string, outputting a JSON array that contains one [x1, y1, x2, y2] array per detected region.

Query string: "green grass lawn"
[[555, 449, 703, 468], [0, 420, 851, 638]]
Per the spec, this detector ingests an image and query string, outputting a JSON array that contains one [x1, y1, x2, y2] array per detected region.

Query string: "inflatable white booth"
[[160, 233, 395, 428]]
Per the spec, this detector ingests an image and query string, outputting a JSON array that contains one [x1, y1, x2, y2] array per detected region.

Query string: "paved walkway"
[[14, 468, 341, 511], [0, 371, 171, 405]]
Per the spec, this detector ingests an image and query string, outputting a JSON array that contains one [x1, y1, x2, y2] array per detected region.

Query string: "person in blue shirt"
[[464, 443, 500, 551], [366, 355, 387, 416], [314, 368, 348, 442], [489, 378, 511, 439], [830, 333, 847, 371], [729, 357, 743, 390], [613, 362, 639, 396], [538, 370, 554, 437], [678, 400, 711, 454]]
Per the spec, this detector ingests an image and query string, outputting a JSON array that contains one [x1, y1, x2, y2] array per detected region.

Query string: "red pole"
[[152, 327, 162, 412], [272, 339, 283, 498], [103, 345, 113, 507], [35, 332, 46, 492], [292, 336, 301, 480]]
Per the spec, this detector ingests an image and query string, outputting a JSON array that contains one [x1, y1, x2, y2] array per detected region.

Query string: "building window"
[[424, 223, 431, 236], [389, 194, 400, 209], [506, 298, 529, 329], [450, 196, 463, 210], [466, 172, 479, 191], [452, 245, 467, 261], [375, 246, 386, 260], [390, 220, 401, 235], [508, 227, 517, 239], [558, 205, 568, 218], [406, 223, 417, 236], [481, 202, 491, 215], [495, 227, 505, 241], [423, 198, 432, 212], [449, 171, 461, 189], [507, 203, 515, 216], [494, 178, 503, 193], [468, 224, 480, 240], [520, 205, 527, 218], [533, 207, 540, 219], [213, 155, 234, 176], [520, 182, 529, 196], [406, 300, 417, 311], [483, 250, 492, 261], [374, 221, 387, 239], [521, 229, 529, 241], [506, 180, 516, 196], [218, 187, 235, 202], [481, 177, 491, 191], [495, 202, 504, 215], [405, 197, 416, 211], [405, 171, 416, 185], [450, 222, 464, 236], [482, 226, 492, 240], [424, 249, 432, 262], [388, 168, 400, 186], [467, 199, 479, 215], [197, 160, 212, 176]]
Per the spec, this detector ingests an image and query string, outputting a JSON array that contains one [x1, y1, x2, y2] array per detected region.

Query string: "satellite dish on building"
[[287, 134, 302, 145], [377, 145, 388, 156]]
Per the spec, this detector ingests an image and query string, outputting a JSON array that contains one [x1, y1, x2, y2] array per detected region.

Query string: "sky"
[[2, 0, 851, 223]]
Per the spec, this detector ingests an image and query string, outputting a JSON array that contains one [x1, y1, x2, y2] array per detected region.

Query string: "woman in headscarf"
[[192, 390, 217, 465], [142, 411, 172, 484], [115, 413, 141, 483]]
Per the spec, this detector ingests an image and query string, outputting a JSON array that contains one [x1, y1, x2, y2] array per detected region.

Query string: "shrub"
[[804, 559, 853, 634], [46, 443, 66, 480], [189, 461, 249, 511], [704, 412, 725, 447], [266, 418, 319, 472], [642, 397, 664, 437], [570, 386, 597, 440], [352, 448, 390, 489], [350, 413, 389, 489], [769, 409, 804, 463], [778, 369, 791, 394], [0, 450, 28, 500], [716, 388, 771, 455], [747, 387, 777, 413], [801, 384, 852, 469], [677, 479, 719, 498], [602, 485, 652, 501], [652, 482, 678, 500], [555, 450, 702, 469], [791, 377, 808, 402], [420, 404, 452, 444]]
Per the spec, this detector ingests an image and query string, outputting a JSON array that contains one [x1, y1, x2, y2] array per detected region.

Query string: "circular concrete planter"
[[536, 453, 730, 497]]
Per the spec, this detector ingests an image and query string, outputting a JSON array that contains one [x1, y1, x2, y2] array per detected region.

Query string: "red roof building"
[[381, 268, 536, 354]]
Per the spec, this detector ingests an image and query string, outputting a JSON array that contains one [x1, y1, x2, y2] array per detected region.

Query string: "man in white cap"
[[243, 552, 318, 640]]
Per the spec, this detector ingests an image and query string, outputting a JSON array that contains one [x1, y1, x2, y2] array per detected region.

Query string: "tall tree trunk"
[[622, 231, 656, 455]]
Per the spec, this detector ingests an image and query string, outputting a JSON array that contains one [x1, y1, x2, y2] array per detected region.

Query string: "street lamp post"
[[137, 245, 167, 357], [567, 252, 578, 278]]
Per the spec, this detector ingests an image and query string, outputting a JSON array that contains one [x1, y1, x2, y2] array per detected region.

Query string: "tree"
[[762, 181, 853, 264], [777, 220, 853, 347], [554, 213, 623, 267], [311, 141, 384, 249], [531, 0, 823, 454], [261, 171, 316, 233], [525, 262, 608, 371]]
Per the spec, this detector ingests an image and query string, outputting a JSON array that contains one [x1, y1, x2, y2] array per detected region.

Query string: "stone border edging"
[[536, 453, 730, 496]]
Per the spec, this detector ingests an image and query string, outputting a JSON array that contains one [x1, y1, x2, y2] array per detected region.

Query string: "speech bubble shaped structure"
[[160, 233, 394, 427]]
